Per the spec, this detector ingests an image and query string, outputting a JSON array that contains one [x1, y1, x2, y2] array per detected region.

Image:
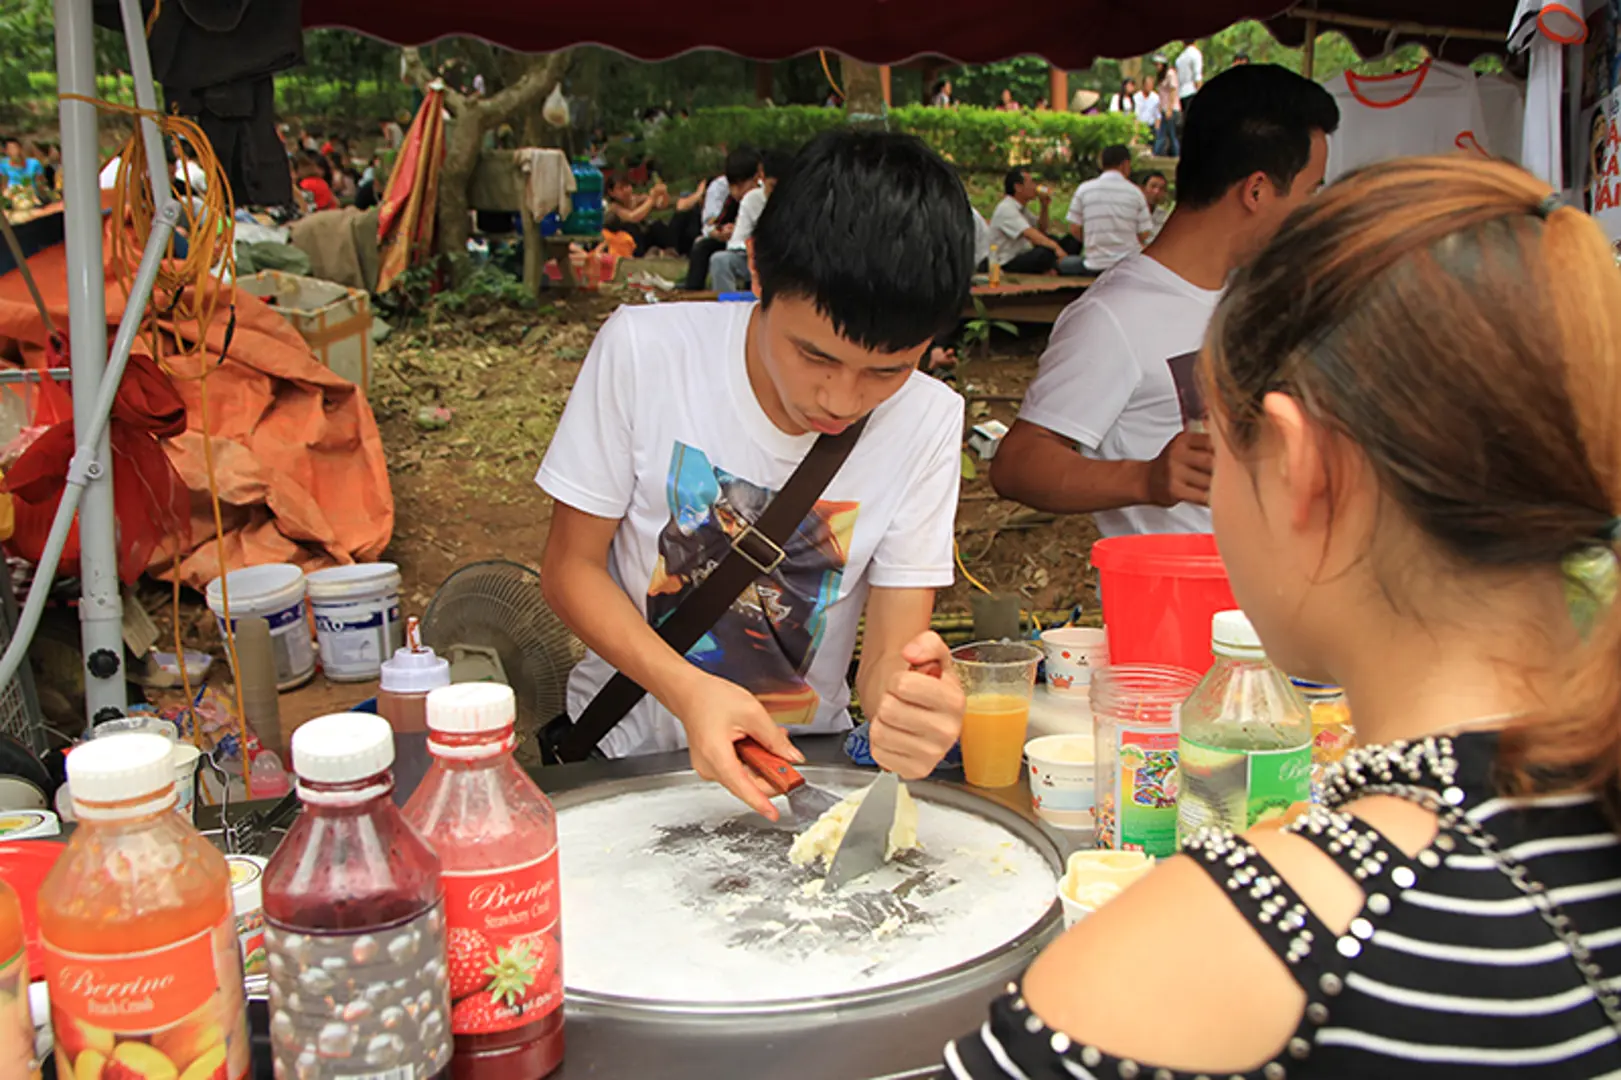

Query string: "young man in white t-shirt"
[[1066, 145, 1153, 273], [991, 65, 1340, 537], [538, 130, 973, 818], [712, 149, 791, 294]]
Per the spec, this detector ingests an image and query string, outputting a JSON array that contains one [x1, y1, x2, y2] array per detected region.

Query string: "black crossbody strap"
[[557, 416, 869, 762]]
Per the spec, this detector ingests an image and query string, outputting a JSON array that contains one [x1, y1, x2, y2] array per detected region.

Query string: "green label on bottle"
[[1176, 736, 1312, 846], [1098, 725, 1181, 858]]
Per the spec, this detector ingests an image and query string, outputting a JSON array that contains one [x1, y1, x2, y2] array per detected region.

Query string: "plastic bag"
[[543, 84, 570, 128]]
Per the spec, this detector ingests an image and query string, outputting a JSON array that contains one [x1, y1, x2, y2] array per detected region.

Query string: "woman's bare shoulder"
[[1022, 798, 1436, 1074]]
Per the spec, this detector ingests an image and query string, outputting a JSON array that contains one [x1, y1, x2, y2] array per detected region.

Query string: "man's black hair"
[[724, 146, 762, 185], [1175, 64, 1339, 210], [1003, 167, 1028, 196], [753, 129, 974, 353], [1139, 169, 1166, 183], [762, 148, 793, 181], [1100, 145, 1132, 171]]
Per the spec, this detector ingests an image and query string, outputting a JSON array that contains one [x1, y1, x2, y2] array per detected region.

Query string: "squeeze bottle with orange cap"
[[379, 616, 451, 806], [38, 732, 251, 1080]]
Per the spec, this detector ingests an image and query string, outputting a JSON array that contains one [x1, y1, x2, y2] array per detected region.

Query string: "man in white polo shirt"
[[1065, 145, 1153, 274]]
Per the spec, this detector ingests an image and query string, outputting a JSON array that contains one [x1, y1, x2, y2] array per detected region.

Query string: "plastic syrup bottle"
[[1175, 611, 1312, 844], [378, 617, 452, 807], [987, 244, 1002, 287], [38, 733, 251, 1080], [0, 877, 39, 1080], [263, 713, 452, 1080], [404, 684, 565, 1079]]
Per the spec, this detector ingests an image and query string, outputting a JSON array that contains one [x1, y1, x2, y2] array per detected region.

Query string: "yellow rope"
[[58, 92, 256, 794], [818, 51, 844, 100], [955, 538, 1045, 633]]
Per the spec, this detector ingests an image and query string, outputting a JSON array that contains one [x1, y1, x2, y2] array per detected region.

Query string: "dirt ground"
[[368, 284, 1101, 625], [135, 280, 1100, 732]]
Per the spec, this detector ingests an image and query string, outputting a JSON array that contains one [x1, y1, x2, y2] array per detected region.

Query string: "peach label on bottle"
[[43, 917, 250, 1080]]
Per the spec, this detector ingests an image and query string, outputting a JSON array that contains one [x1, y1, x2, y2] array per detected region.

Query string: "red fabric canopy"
[[308, 1, 1295, 68]]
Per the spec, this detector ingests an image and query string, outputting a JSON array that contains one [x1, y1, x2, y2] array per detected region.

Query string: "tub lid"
[[307, 562, 403, 598], [205, 563, 306, 607]]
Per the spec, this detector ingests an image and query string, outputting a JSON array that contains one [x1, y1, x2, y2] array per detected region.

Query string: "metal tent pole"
[[54, 0, 126, 722], [118, 0, 174, 215]]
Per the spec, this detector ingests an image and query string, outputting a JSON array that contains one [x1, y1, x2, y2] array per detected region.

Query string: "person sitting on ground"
[[1064, 144, 1153, 274], [1108, 78, 1138, 114], [327, 154, 358, 203], [990, 65, 1339, 537], [711, 148, 792, 293], [1141, 169, 1170, 238], [295, 152, 337, 212], [988, 167, 1076, 276], [605, 175, 686, 257], [36, 142, 60, 195], [950, 154, 1621, 1080], [684, 146, 762, 290], [537, 128, 973, 813], [0, 137, 44, 199], [356, 154, 384, 210]]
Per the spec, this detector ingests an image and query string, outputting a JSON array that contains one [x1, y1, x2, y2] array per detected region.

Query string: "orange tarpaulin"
[[0, 241, 393, 590]]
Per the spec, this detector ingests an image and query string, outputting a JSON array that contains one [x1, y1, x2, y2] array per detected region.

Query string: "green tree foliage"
[[648, 104, 1140, 180]]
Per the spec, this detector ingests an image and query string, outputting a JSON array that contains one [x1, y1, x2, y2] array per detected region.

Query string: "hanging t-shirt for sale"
[[1512, 0, 1592, 193], [1017, 253, 1219, 539], [1325, 60, 1491, 181], [536, 302, 963, 758]]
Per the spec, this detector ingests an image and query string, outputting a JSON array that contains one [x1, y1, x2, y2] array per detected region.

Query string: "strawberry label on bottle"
[[441, 847, 563, 1034], [43, 917, 251, 1080]]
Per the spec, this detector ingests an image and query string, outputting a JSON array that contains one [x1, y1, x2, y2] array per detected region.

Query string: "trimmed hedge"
[[648, 105, 1144, 181]]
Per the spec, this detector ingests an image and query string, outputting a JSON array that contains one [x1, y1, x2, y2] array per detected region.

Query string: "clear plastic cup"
[[952, 641, 1042, 788]]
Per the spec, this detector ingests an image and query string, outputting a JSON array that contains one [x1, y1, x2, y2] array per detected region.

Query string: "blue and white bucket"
[[306, 563, 404, 682], [205, 563, 315, 690]]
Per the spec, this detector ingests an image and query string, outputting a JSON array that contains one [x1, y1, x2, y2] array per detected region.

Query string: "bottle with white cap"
[[36, 733, 252, 1080], [1174, 610, 1312, 845], [262, 713, 452, 1080], [404, 683, 565, 1078]]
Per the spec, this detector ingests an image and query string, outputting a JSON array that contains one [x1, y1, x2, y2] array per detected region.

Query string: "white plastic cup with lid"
[[66, 733, 179, 819], [291, 713, 396, 803], [425, 683, 516, 759]]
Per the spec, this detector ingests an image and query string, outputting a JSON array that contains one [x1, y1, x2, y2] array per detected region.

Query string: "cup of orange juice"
[[952, 641, 1042, 788]]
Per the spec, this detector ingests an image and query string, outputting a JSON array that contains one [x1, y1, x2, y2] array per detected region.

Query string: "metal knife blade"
[[824, 770, 900, 892]]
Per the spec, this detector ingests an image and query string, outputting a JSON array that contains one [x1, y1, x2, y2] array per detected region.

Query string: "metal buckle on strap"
[[732, 523, 785, 575]]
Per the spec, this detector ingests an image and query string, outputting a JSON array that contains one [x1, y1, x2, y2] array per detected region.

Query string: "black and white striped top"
[[945, 733, 1621, 1078]]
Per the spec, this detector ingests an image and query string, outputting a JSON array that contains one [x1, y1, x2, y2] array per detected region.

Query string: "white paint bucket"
[[306, 563, 404, 682], [205, 563, 314, 690]]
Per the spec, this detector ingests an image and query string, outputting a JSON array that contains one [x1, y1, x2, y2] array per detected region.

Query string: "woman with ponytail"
[[947, 156, 1621, 1077]]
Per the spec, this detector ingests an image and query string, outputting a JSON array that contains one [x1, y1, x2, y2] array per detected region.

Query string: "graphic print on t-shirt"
[[648, 442, 859, 726]]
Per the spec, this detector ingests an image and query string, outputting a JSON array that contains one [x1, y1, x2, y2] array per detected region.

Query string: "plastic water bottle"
[[1175, 611, 1311, 844]]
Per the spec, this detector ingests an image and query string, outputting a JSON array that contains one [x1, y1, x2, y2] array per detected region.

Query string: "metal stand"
[[55, 0, 125, 723], [0, 0, 184, 722]]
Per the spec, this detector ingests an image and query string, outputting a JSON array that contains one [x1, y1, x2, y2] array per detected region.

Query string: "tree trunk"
[[840, 57, 886, 125], [402, 47, 574, 267]]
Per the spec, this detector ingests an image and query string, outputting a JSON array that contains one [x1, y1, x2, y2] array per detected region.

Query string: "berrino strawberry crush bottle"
[[404, 683, 565, 1078]]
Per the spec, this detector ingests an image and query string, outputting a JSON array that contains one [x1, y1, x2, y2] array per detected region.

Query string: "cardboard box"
[[237, 270, 373, 392]]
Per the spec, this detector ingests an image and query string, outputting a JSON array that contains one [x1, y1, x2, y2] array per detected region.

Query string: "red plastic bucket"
[[1091, 534, 1236, 674]]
